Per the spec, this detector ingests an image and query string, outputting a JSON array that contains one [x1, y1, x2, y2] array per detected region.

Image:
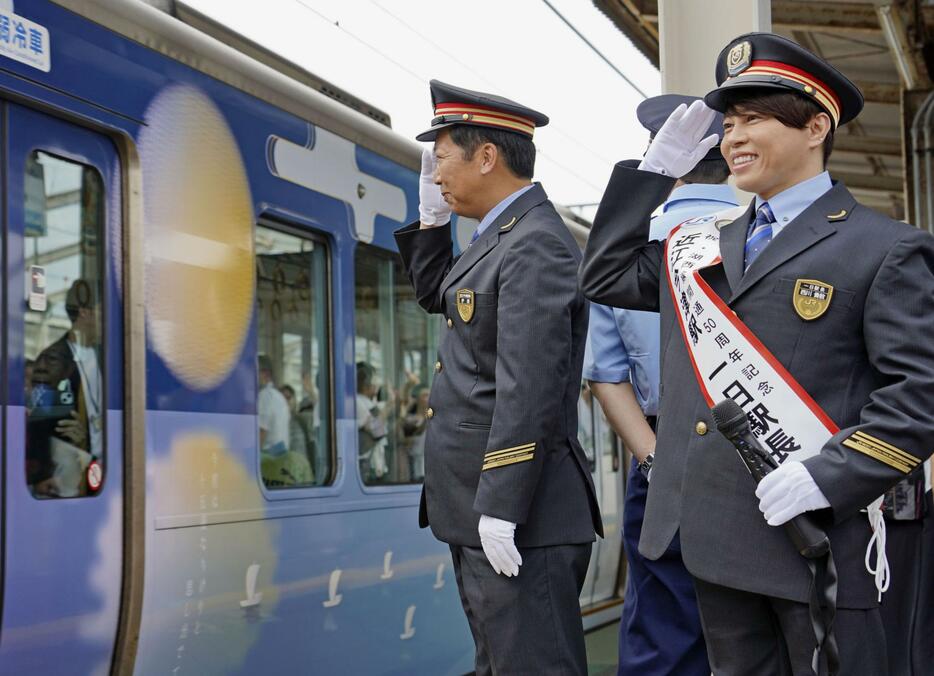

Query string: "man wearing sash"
[[581, 32, 934, 673], [585, 94, 733, 675], [395, 80, 602, 675]]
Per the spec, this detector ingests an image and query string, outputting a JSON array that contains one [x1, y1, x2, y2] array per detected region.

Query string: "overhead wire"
[[540, 0, 649, 99], [293, 0, 426, 84], [293, 0, 621, 193], [367, 0, 618, 169]]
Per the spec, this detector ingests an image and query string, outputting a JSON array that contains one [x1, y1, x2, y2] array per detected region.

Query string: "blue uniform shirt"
[[755, 170, 832, 239], [583, 183, 738, 416], [473, 184, 535, 239]]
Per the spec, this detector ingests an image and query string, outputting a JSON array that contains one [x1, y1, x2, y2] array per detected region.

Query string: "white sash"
[[664, 207, 887, 596]]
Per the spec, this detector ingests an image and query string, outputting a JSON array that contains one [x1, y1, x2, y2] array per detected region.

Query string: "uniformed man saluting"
[[395, 80, 602, 676], [581, 33, 934, 674]]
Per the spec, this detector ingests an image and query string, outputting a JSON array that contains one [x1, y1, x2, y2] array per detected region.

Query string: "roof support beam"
[[833, 171, 903, 192], [773, 2, 881, 34], [855, 80, 901, 104], [833, 134, 901, 157]]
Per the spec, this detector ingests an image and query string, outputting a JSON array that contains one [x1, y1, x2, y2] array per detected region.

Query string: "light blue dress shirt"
[[473, 184, 535, 240], [755, 171, 832, 239], [583, 183, 738, 416]]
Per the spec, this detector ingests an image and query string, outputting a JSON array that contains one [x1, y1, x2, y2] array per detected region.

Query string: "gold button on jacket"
[[695, 421, 708, 436]]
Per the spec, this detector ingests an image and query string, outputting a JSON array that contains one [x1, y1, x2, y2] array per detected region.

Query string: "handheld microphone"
[[711, 399, 830, 559]]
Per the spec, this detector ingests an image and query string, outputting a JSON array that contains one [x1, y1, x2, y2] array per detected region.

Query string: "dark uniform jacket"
[[580, 163, 934, 608], [395, 183, 602, 548], [27, 334, 89, 484]]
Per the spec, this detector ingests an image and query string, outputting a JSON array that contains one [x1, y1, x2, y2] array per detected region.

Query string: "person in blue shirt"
[[583, 94, 737, 676]]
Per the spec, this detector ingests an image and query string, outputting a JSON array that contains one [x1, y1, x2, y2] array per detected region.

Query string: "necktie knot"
[[754, 203, 775, 228], [744, 202, 775, 270]]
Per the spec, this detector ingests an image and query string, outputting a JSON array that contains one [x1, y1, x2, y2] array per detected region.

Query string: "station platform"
[[585, 620, 620, 675]]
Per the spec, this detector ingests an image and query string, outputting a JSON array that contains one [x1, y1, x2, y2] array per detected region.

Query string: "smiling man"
[[581, 33, 934, 674], [394, 80, 602, 676]]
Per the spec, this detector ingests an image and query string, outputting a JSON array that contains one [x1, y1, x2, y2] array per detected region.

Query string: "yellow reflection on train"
[[139, 84, 254, 390], [149, 433, 280, 673]]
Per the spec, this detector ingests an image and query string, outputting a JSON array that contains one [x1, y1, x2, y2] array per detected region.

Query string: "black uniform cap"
[[704, 32, 863, 128], [415, 79, 549, 142], [637, 94, 725, 160]]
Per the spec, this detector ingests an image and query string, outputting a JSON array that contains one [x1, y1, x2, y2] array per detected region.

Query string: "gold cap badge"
[[793, 279, 834, 320], [456, 288, 475, 323], [727, 41, 752, 77]]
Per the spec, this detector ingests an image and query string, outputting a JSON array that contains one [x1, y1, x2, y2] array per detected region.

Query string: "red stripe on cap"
[[750, 60, 842, 109], [434, 102, 535, 128]]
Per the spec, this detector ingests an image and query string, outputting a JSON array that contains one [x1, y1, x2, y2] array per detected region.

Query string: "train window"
[[255, 224, 332, 489], [355, 244, 438, 486], [24, 151, 105, 499]]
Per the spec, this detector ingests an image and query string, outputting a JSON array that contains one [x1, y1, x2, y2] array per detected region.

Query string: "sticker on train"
[[0, 9, 51, 73]]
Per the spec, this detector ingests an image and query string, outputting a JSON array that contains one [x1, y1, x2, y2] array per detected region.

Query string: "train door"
[[0, 103, 124, 674]]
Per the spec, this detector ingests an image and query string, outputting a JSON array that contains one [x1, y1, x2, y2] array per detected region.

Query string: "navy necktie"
[[744, 203, 775, 270]]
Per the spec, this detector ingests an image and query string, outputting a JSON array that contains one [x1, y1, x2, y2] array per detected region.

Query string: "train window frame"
[[254, 217, 337, 499], [354, 241, 438, 494], [23, 149, 108, 500]]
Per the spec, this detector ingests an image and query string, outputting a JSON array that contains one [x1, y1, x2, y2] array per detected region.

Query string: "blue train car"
[[0, 1, 624, 673]]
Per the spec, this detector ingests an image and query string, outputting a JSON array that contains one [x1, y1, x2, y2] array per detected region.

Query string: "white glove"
[[638, 100, 720, 178], [478, 514, 522, 576], [755, 460, 830, 526], [418, 148, 452, 226]]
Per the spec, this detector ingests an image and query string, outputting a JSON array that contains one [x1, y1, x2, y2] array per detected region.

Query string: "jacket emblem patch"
[[792, 279, 833, 321], [456, 288, 475, 323]]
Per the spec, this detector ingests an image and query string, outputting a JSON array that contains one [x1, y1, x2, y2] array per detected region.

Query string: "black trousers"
[[882, 492, 934, 675], [450, 543, 592, 676], [880, 519, 924, 675], [693, 578, 886, 676]]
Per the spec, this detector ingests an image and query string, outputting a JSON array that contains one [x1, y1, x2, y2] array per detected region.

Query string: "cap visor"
[[415, 120, 462, 142], [415, 128, 438, 142]]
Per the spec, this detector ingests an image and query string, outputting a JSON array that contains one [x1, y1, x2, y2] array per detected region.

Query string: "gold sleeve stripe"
[[482, 451, 535, 469], [852, 431, 920, 465], [843, 438, 913, 474], [484, 449, 534, 462], [484, 443, 535, 460], [482, 452, 535, 471]]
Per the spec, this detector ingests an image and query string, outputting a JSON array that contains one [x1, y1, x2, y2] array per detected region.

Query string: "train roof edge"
[[51, 0, 423, 170]]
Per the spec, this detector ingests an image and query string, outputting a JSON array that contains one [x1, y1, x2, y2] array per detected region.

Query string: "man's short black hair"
[[65, 279, 97, 323], [682, 157, 731, 185], [722, 89, 835, 167], [356, 361, 375, 390], [448, 125, 536, 179], [258, 355, 275, 377]]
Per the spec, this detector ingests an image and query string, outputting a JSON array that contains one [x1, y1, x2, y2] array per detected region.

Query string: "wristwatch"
[[636, 453, 654, 480]]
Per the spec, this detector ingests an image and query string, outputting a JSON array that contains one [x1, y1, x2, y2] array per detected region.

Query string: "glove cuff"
[[418, 206, 450, 226], [637, 157, 671, 177]]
